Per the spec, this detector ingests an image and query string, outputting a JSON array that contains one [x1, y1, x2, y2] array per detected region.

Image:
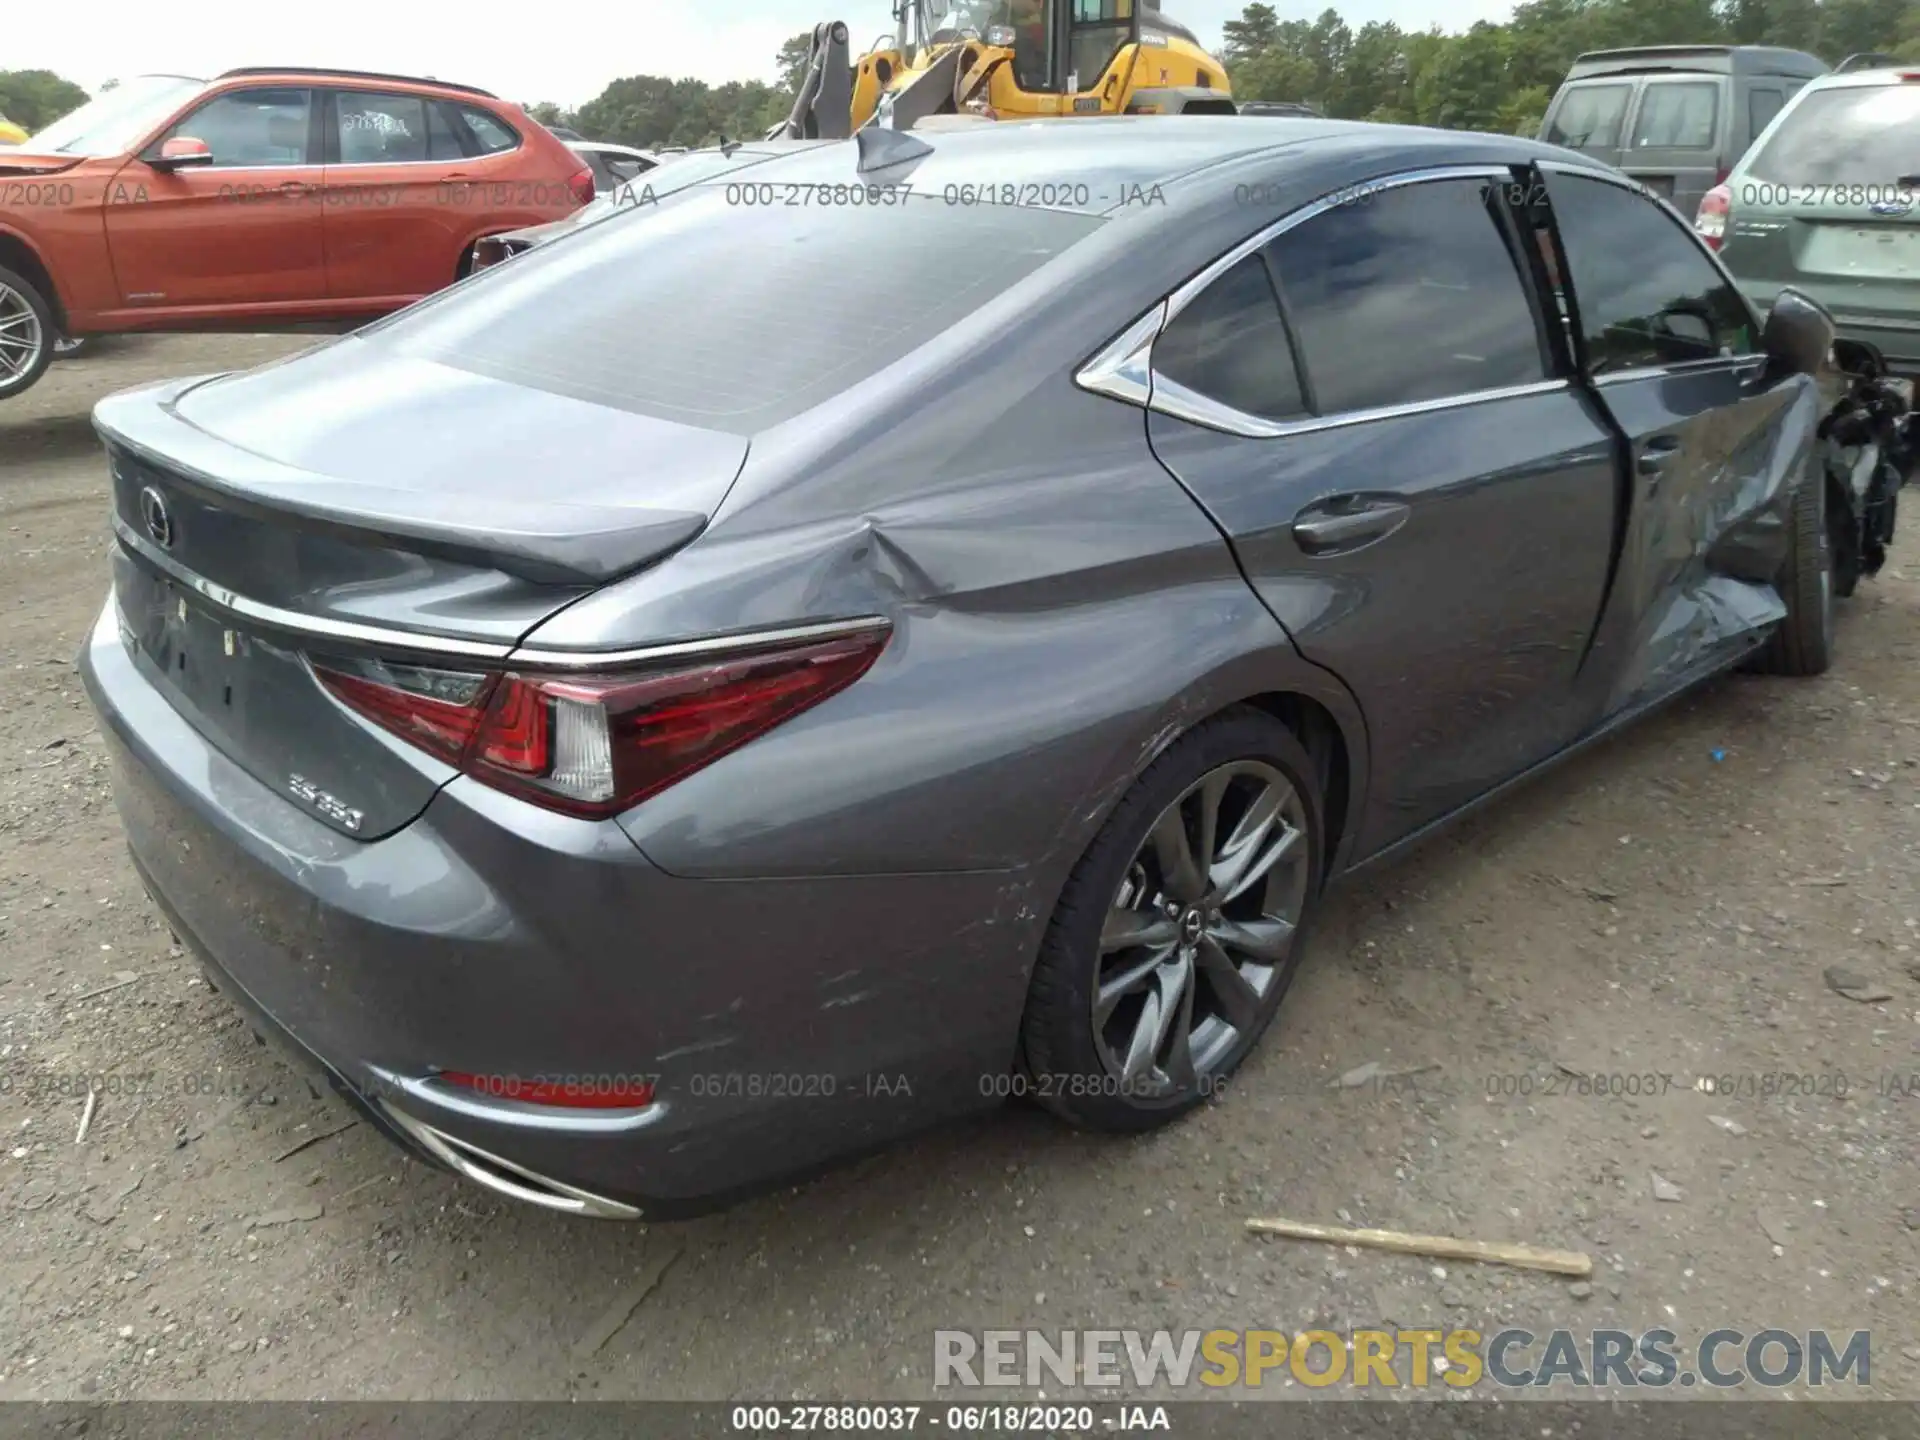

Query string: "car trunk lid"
[[96, 344, 748, 839]]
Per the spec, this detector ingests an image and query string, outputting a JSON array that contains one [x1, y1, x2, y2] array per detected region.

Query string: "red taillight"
[[1694, 182, 1731, 250], [312, 626, 889, 818], [566, 165, 594, 207], [468, 630, 889, 817], [439, 1070, 656, 1109], [311, 658, 493, 764]]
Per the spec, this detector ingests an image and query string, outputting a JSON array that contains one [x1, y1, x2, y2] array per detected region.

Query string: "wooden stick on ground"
[[1245, 1216, 1592, 1278]]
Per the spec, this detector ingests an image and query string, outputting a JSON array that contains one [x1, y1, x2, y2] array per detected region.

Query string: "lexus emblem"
[[138, 485, 173, 549]]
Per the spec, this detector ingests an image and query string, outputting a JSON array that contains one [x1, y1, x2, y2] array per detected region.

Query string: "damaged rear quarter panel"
[[524, 371, 1363, 889]]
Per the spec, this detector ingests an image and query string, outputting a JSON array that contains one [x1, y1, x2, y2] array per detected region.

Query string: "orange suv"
[[0, 68, 591, 400]]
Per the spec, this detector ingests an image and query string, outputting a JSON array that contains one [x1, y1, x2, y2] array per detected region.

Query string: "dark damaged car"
[[81, 118, 1915, 1220]]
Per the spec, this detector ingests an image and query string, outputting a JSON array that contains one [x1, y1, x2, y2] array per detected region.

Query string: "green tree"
[[1219, 0, 1913, 126], [0, 69, 90, 131], [776, 31, 815, 93]]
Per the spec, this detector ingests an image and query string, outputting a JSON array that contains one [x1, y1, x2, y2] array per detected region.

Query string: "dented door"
[[1541, 166, 1819, 716]]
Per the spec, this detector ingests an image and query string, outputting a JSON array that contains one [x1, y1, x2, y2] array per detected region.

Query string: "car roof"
[[1564, 44, 1827, 78], [719, 117, 1576, 216], [1803, 64, 1920, 89], [214, 67, 497, 98]]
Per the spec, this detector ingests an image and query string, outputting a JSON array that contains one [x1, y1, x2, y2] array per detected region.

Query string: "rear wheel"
[[1751, 472, 1834, 677], [0, 265, 54, 400], [1019, 708, 1323, 1132]]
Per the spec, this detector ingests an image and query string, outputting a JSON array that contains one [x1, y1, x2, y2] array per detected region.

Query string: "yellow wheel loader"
[[771, 0, 1237, 140]]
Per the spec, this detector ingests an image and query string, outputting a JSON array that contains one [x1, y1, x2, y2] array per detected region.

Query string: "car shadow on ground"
[[0, 412, 109, 469]]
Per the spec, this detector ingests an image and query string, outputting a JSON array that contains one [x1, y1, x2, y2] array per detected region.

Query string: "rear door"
[[1721, 76, 1920, 372], [1144, 169, 1619, 856], [1536, 163, 1811, 713], [104, 85, 325, 310], [1620, 74, 1724, 218], [320, 90, 532, 304], [1541, 79, 1637, 169]]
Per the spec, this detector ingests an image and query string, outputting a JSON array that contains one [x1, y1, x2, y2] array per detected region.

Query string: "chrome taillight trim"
[[506, 616, 893, 670]]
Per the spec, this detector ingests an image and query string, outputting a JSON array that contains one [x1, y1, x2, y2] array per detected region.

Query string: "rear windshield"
[[1545, 83, 1632, 150], [368, 188, 1103, 434], [1746, 82, 1920, 185], [1629, 81, 1719, 150]]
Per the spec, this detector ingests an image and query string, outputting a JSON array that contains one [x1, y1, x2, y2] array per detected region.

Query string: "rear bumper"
[[79, 598, 1029, 1217]]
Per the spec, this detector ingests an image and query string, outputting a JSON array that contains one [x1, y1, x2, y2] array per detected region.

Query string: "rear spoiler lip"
[[93, 374, 712, 588]]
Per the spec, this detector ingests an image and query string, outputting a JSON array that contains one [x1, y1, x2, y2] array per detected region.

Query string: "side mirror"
[[1761, 287, 1835, 377], [150, 136, 213, 171]]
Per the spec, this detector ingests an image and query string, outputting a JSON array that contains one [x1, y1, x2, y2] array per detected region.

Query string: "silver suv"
[[1697, 65, 1920, 376]]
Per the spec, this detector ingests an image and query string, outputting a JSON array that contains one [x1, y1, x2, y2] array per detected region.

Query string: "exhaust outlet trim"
[[380, 1101, 642, 1220]]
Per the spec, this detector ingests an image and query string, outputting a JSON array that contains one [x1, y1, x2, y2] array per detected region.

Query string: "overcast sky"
[[15, 0, 1520, 111]]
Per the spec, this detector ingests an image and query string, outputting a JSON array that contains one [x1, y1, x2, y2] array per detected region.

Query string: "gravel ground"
[[1, 335, 1917, 1403]]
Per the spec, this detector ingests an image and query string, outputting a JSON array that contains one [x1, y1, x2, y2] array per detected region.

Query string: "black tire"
[[0, 264, 55, 401], [1751, 471, 1834, 677], [1018, 706, 1325, 1133]]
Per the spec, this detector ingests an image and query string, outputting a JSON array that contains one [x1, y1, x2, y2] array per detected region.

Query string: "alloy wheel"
[[0, 280, 45, 387], [1092, 759, 1311, 1098]]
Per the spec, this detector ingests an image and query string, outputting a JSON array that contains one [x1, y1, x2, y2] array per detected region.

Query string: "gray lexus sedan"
[[82, 116, 1861, 1219]]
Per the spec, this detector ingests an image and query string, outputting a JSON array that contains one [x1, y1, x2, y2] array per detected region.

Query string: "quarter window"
[[1630, 82, 1719, 150], [1265, 178, 1548, 415], [162, 88, 310, 167], [458, 106, 519, 155], [1153, 254, 1308, 422], [1546, 172, 1757, 373], [334, 90, 429, 163]]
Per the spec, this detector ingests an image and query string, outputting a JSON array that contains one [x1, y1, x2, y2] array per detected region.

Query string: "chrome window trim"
[[1077, 164, 1562, 440], [509, 616, 893, 670], [113, 514, 889, 668], [1153, 377, 1575, 440], [1074, 302, 1164, 408]]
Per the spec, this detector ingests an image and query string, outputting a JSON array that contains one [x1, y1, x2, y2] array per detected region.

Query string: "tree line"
[[8, 0, 1917, 152], [1223, 0, 1918, 135]]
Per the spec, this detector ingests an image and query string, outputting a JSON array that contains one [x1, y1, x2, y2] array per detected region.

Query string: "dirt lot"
[[1, 335, 1917, 1404]]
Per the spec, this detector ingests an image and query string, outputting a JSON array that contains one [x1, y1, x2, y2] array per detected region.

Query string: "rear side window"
[[1153, 255, 1307, 422], [1746, 82, 1920, 186], [371, 194, 1103, 433], [1547, 172, 1757, 373], [1266, 178, 1547, 415], [1629, 82, 1720, 149], [335, 90, 428, 163], [1545, 84, 1632, 150]]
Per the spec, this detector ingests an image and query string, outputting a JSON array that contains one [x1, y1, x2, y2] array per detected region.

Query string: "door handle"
[[1291, 496, 1411, 556], [1636, 436, 1683, 477]]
